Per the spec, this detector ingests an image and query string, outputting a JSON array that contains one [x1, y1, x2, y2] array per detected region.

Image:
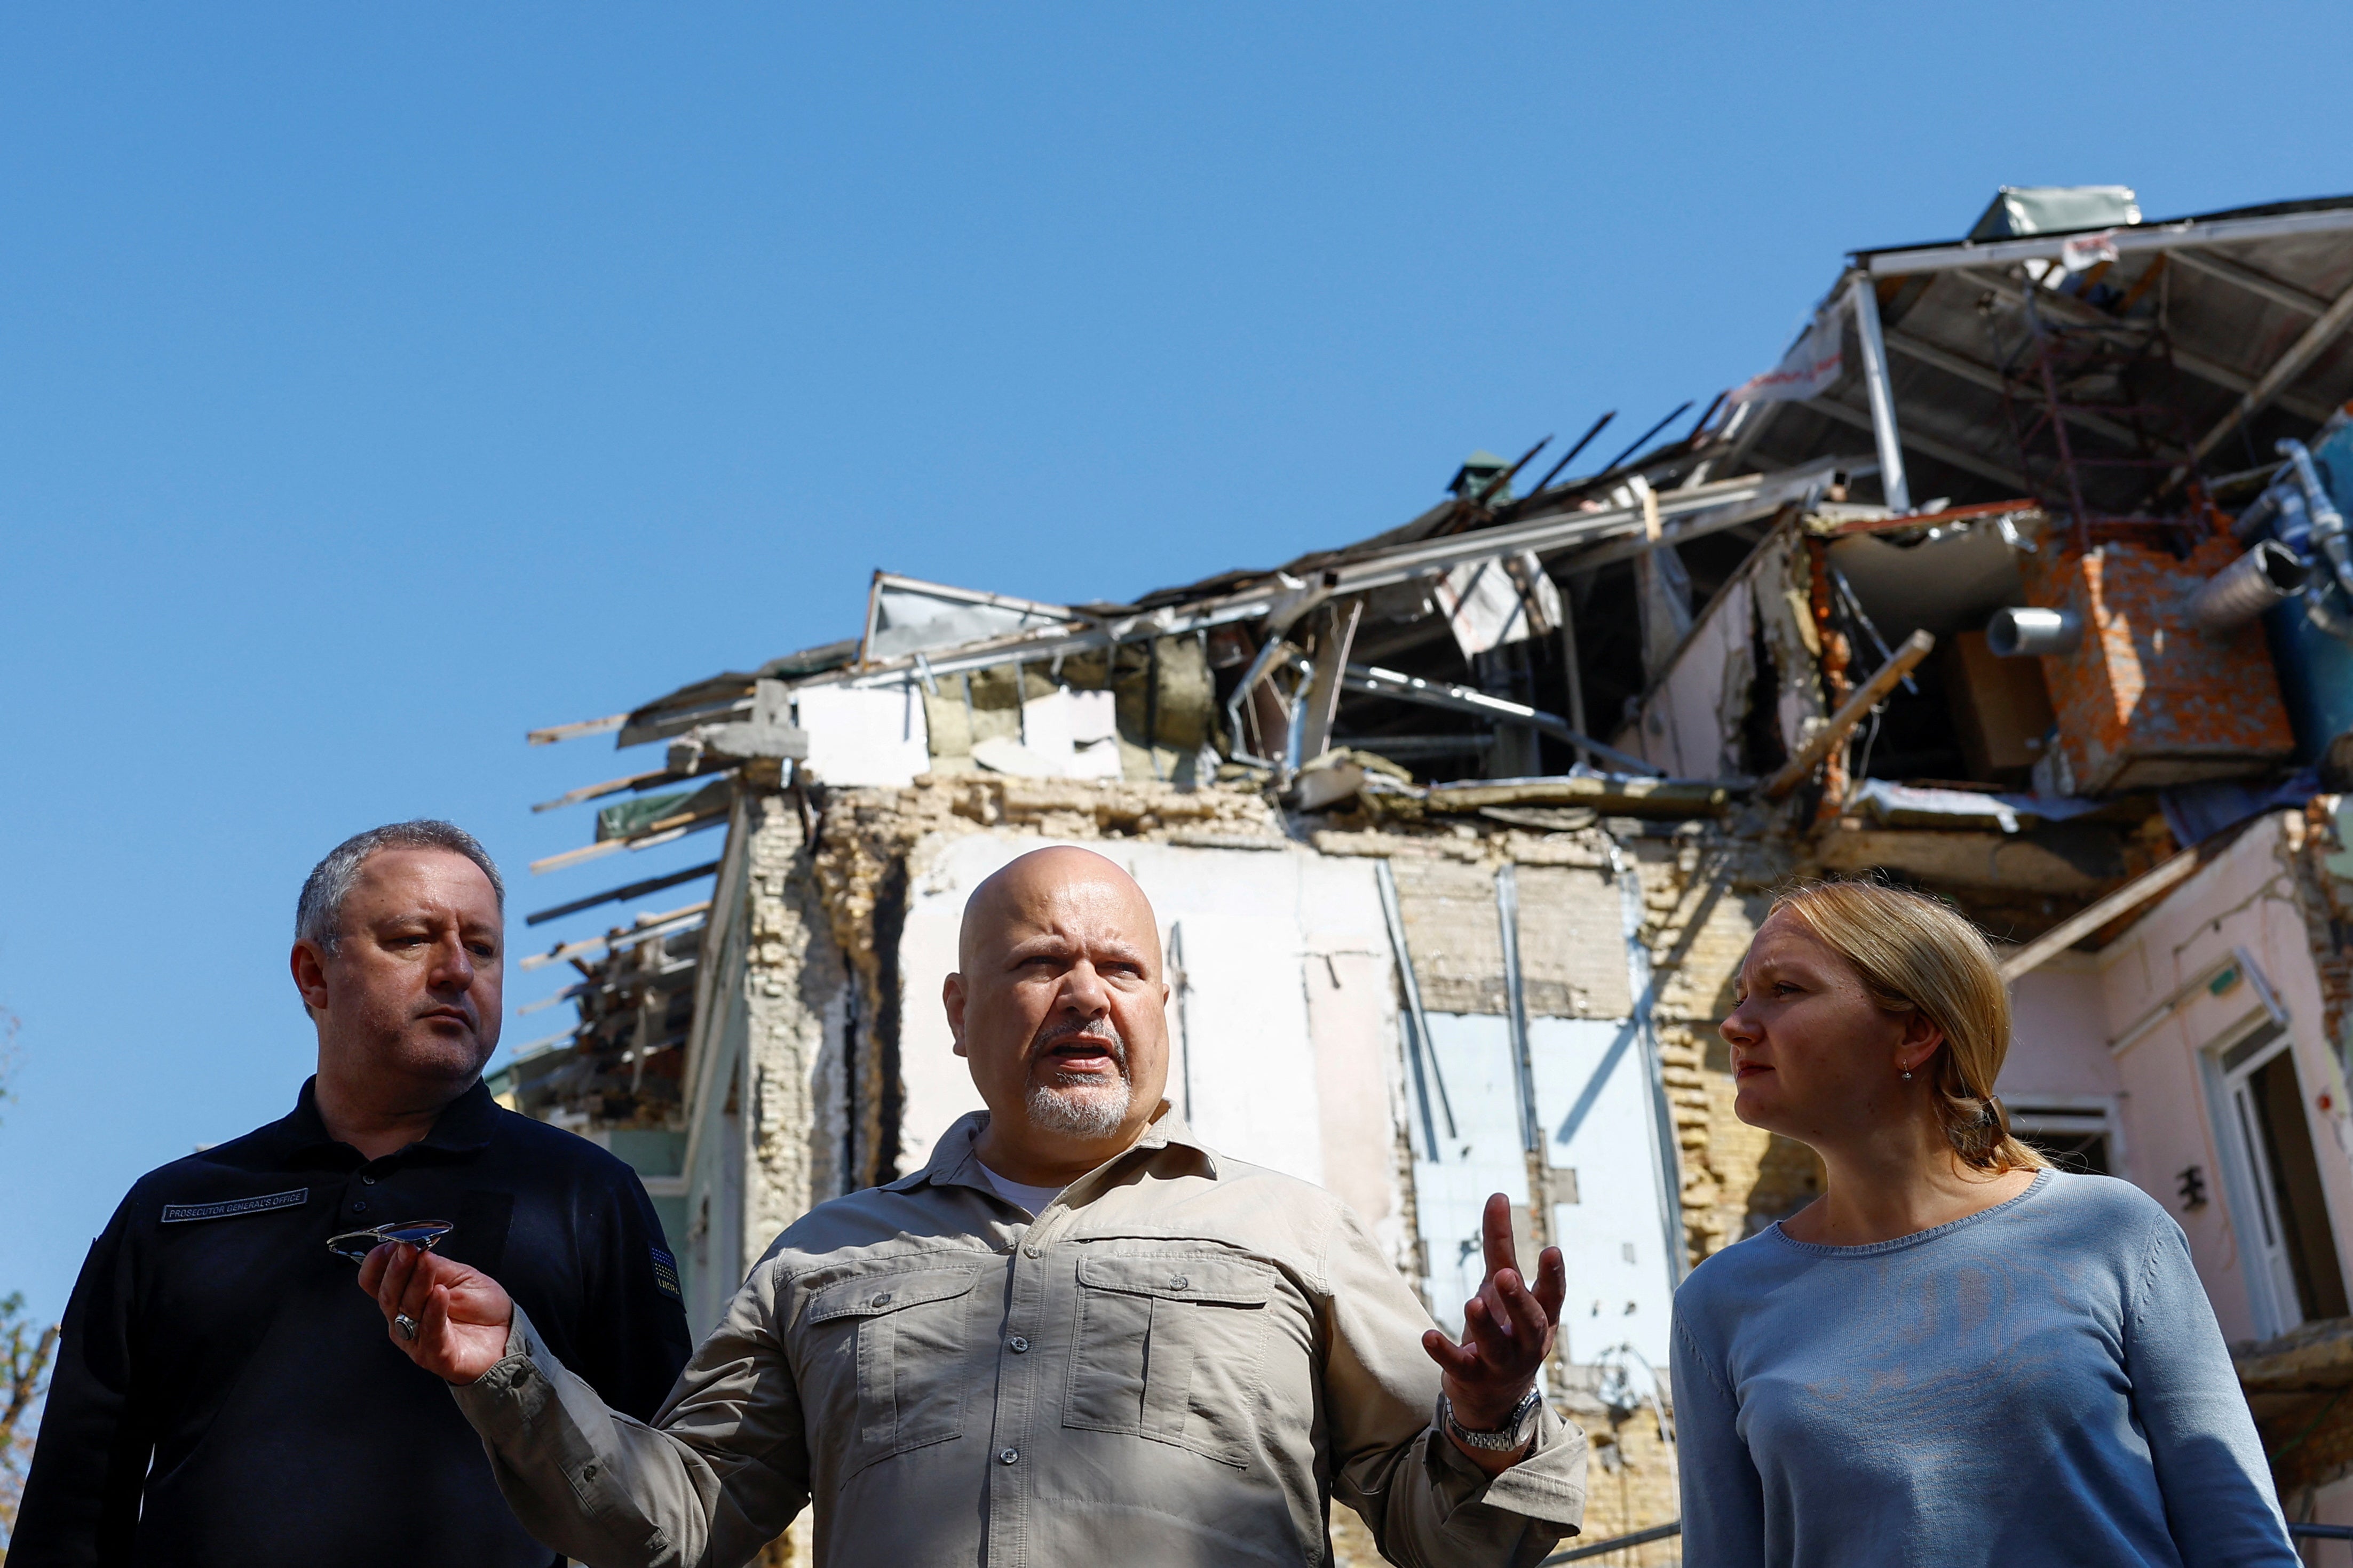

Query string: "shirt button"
[[1010, 1335, 1029, 1353], [351, 1201, 368, 1213], [361, 1174, 377, 1185], [1168, 1275, 1189, 1291], [870, 1292, 893, 1308], [1023, 1245, 1040, 1259], [999, 1447, 1019, 1465]]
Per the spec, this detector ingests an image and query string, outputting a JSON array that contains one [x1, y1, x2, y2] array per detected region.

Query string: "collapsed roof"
[[508, 186, 2353, 1126]]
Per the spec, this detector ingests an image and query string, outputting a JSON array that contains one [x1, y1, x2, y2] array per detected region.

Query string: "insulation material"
[[2021, 538, 2296, 793], [1535, 1016, 1678, 1368], [1111, 634, 1215, 784], [920, 666, 1024, 775]]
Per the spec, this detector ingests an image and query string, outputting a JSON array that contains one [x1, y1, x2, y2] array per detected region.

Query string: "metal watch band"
[[1443, 1388, 1543, 1451]]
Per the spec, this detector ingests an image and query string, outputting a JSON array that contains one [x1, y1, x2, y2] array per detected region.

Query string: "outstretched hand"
[[356, 1241, 515, 1385], [1422, 1192, 1565, 1448]]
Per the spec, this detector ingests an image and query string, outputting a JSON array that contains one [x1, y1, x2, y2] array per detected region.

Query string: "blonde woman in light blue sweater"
[[1673, 879, 2294, 1568]]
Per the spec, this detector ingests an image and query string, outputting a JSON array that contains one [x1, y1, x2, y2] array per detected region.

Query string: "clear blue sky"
[[5, 3, 2350, 1328]]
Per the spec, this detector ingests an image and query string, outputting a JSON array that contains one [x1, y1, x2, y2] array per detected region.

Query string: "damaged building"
[[493, 184, 2353, 1559]]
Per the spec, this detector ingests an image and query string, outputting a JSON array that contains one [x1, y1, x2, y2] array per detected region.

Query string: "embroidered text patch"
[[161, 1188, 310, 1224]]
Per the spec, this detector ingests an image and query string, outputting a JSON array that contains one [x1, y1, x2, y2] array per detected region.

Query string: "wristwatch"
[[1441, 1388, 1544, 1452]]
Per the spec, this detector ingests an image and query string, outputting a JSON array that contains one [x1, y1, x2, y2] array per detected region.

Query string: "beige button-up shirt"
[[453, 1108, 1587, 1567]]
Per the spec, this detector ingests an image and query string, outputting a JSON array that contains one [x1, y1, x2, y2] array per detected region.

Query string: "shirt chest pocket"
[[806, 1264, 984, 1478], [1063, 1249, 1275, 1468]]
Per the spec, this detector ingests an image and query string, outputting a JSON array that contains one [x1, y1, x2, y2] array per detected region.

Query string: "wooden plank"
[[525, 860, 721, 927], [527, 713, 628, 746], [528, 811, 724, 875], [1761, 630, 1935, 799], [1420, 775, 1730, 817], [529, 766, 686, 814], [1998, 846, 2205, 981], [520, 902, 712, 971]]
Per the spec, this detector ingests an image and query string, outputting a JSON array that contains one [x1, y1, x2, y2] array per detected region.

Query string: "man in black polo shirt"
[[14, 819, 693, 1567]]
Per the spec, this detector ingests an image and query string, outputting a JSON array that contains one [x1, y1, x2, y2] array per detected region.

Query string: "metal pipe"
[[2189, 541, 2312, 632], [1606, 835, 1686, 1286], [1848, 273, 1913, 513], [1495, 864, 1541, 1158], [2231, 483, 2283, 544], [1375, 859, 1454, 1148], [1530, 410, 1615, 494], [1986, 607, 2082, 658], [1342, 664, 1663, 776], [1597, 401, 1694, 476], [2280, 438, 2353, 600], [1223, 636, 1290, 769], [1281, 655, 1315, 773]]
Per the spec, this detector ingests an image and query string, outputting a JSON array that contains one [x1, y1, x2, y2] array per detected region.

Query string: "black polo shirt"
[[13, 1077, 695, 1568]]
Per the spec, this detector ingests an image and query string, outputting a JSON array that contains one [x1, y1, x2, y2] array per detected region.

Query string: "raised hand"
[[1421, 1192, 1566, 1445], [357, 1240, 516, 1384]]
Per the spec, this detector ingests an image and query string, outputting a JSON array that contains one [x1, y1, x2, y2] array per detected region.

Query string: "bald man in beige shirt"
[[362, 846, 1587, 1566]]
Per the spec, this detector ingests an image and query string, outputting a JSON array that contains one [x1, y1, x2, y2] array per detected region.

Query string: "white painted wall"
[[1535, 1016, 1678, 1370], [1413, 1014, 1530, 1334], [2095, 814, 2353, 1344], [795, 683, 931, 788]]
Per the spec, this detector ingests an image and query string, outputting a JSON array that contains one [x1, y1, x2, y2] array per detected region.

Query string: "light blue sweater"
[[1670, 1169, 2295, 1568]]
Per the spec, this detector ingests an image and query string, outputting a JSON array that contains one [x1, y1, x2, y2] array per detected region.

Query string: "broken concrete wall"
[[1620, 527, 1824, 783], [677, 788, 852, 1331]]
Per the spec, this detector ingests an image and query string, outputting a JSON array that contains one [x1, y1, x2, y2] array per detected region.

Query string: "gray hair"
[[296, 820, 505, 957]]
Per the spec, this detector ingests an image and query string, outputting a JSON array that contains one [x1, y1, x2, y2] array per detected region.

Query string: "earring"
[[1901, 1069, 1913, 1080]]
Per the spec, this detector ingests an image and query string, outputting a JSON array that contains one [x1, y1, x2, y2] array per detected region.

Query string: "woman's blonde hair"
[[1770, 879, 2048, 1174]]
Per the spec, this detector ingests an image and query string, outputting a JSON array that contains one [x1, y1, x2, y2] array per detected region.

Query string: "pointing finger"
[[1482, 1193, 1518, 1283]]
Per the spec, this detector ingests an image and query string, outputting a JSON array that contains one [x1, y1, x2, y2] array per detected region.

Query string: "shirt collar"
[[278, 1074, 502, 1164], [885, 1102, 1222, 1198]]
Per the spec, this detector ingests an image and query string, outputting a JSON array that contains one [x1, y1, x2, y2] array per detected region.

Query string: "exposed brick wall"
[[2019, 539, 2295, 793]]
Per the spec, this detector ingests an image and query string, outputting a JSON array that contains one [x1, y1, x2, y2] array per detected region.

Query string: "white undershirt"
[[978, 1161, 1064, 1217]]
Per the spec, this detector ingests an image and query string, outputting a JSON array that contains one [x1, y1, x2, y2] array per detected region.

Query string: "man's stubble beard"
[[1025, 1016, 1133, 1140]]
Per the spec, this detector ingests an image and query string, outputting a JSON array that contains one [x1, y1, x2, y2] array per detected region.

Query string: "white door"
[[2214, 1018, 2303, 1336]]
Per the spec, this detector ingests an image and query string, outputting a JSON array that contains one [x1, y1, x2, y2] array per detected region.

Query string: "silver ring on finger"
[[393, 1312, 419, 1342]]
